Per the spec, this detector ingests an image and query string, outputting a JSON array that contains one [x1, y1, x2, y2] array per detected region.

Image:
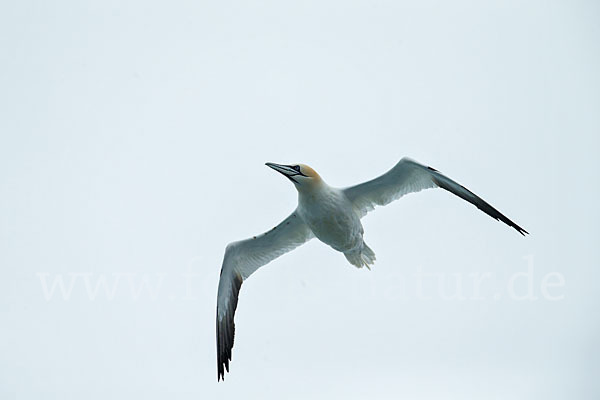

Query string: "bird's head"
[[265, 162, 322, 191]]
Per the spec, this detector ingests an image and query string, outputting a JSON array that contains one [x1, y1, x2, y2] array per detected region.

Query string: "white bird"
[[216, 157, 527, 380]]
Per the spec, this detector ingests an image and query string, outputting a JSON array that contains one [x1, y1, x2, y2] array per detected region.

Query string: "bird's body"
[[216, 158, 528, 380], [297, 183, 368, 264]]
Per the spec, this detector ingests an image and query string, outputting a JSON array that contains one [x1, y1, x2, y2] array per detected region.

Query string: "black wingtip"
[[430, 174, 529, 238], [516, 226, 529, 236], [216, 272, 243, 382], [498, 214, 528, 236], [497, 215, 528, 237]]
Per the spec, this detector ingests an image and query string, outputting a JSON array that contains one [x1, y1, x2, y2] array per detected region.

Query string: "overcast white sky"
[[1, 0, 599, 399]]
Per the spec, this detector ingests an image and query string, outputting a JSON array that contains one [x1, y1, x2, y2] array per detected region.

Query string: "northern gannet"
[[216, 157, 527, 380]]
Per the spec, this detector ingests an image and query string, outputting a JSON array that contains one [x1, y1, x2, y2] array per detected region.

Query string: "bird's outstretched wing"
[[343, 157, 528, 235], [216, 211, 313, 381]]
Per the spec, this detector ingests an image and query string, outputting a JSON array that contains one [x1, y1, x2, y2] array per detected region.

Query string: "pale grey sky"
[[1, 1, 599, 399]]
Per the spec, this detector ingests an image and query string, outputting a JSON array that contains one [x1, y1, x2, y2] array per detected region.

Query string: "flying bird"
[[216, 157, 527, 380]]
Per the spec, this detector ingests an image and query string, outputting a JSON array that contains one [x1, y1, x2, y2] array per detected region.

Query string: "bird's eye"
[[293, 165, 301, 172]]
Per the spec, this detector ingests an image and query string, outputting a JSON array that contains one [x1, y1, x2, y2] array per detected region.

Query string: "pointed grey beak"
[[265, 162, 305, 183], [266, 162, 294, 175]]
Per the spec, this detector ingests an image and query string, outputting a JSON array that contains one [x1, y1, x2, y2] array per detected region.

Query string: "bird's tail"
[[344, 242, 376, 270]]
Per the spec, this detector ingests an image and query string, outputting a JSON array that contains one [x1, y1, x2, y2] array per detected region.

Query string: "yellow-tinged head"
[[265, 162, 322, 190]]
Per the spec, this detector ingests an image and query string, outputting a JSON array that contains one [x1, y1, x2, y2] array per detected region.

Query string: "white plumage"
[[216, 157, 527, 380]]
